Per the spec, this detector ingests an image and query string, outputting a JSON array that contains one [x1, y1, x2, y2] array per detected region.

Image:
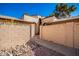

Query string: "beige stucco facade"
[[23, 15, 39, 23], [22, 14, 45, 35], [0, 18, 35, 50], [74, 21, 79, 48], [0, 14, 79, 51], [40, 19, 79, 49], [22, 14, 39, 35], [42, 16, 57, 24]]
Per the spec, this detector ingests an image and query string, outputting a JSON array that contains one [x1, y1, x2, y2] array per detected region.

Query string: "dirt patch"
[[0, 40, 64, 56]]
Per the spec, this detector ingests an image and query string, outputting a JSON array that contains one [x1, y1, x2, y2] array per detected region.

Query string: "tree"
[[50, 3, 76, 18]]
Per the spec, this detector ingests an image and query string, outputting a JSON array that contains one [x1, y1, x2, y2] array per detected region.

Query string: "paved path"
[[31, 36, 78, 56]]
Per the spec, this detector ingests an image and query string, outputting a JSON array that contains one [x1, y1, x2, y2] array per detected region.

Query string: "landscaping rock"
[[0, 40, 63, 56]]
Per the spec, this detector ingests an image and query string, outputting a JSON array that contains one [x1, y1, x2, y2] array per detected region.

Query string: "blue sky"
[[0, 3, 79, 18]]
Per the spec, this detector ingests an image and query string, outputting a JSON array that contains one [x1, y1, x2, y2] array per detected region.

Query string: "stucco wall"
[[40, 23, 66, 46], [23, 15, 39, 35], [0, 20, 32, 50], [65, 22, 74, 48], [40, 22, 75, 48], [31, 24, 35, 38], [42, 17, 57, 24], [23, 15, 39, 23], [74, 21, 79, 48]]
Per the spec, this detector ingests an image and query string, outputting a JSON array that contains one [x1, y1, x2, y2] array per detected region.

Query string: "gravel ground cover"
[[0, 40, 64, 56]]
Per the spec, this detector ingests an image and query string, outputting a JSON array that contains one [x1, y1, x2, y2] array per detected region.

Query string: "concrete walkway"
[[31, 36, 78, 56]]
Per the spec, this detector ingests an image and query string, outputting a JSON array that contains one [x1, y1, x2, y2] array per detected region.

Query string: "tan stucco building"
[[0, 14, 79, 53], [0, 15, 35, 50], [40, 16, 79, 49], [21, 14, 44, 35]]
